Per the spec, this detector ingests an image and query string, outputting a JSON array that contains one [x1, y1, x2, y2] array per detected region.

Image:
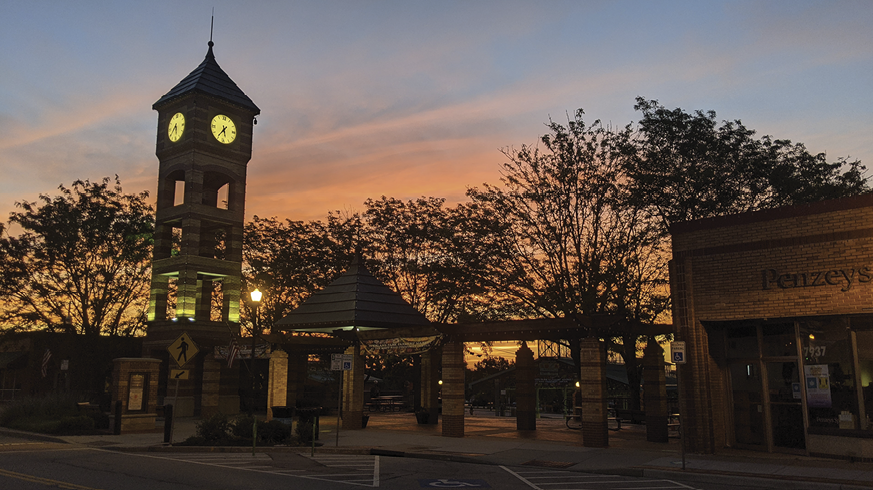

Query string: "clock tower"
[[145, 40, 260, 417]]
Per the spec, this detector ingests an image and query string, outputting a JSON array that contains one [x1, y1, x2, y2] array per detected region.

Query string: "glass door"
[[730, 361, 766, 447], [766, 361, 805, 449]]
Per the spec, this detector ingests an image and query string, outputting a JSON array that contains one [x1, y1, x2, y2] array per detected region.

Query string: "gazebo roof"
[[274, 255, 432, 335]]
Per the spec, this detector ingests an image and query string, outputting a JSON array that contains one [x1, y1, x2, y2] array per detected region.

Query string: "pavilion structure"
[[272, 256, 674, 447]]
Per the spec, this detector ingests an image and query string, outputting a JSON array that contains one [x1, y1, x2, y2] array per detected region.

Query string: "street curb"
[[640, 467, 873, 490], [0, 427, 68, 444]]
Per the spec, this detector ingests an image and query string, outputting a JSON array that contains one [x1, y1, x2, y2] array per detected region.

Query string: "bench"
[[614, 409, 646, 424]]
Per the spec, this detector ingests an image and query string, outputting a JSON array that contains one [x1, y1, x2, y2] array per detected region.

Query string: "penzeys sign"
[[762, 267, 873, 292]]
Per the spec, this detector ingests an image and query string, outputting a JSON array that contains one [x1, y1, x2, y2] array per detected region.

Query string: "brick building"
[[671, 194, 873, 459]]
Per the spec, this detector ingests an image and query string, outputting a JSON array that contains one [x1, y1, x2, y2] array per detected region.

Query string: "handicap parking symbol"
[[418, 479, 490, 488]]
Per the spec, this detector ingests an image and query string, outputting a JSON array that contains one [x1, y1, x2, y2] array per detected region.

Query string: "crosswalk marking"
[[501, 466, 698, 490], [129, 452, 380, 487], [303, 454, 380, 487]]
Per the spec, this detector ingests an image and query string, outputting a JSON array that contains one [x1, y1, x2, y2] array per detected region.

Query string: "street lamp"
[[249, 288, 262, 417]]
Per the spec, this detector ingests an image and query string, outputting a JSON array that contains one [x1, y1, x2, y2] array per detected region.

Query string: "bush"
[[180, 413, 293, 446], [231, 414, 255, 439], [259, 419, 292, 445], [0, 395, 101, 435], [231, 415, 291, 445], [193, 412, 234, 444]]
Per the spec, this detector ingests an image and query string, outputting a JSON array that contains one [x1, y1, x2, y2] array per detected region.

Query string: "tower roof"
[[153, 41, 260, 114], [275, 255, 432, 333]]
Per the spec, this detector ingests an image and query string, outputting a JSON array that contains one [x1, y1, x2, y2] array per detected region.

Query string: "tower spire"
[[207, 9, 215, 57]]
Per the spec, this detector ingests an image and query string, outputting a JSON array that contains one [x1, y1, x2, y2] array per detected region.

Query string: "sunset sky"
[[1, 1, 871, 224]]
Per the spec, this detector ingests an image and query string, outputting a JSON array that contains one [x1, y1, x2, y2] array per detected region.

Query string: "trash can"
[[296, 407, 321, 441], [271, 406, 295, 425]]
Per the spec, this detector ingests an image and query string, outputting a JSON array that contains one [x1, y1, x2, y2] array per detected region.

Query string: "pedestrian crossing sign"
[[168, 332, 199, 367]]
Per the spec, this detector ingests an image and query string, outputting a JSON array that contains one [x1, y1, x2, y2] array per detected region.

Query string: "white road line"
[[502, 465, 701, 490], [124, 452, 380, 486], [500, 465, 541, 490], [524, 475, 621, 479]]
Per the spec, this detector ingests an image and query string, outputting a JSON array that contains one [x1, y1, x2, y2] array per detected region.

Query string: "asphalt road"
[[0, 436, 774, 490]]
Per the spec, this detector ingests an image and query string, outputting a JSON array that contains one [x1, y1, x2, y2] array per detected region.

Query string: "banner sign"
[[360, 336, 441, 356], [804, 364, 832, 408], [214, 344, 269, 360]]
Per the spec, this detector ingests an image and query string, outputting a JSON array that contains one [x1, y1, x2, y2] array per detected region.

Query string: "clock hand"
[[219, 126, 227, 137]]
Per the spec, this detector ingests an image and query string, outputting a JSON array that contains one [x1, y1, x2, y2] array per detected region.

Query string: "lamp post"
[[249, 288, 262, 417], [249, 288, 262, 455]]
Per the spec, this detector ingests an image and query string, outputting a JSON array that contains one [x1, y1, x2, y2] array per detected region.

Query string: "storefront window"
[[856, 330, 873, 431], [800, 318, 859, 430], [727, 325, 758, 359], [762, 323, 796, 357]]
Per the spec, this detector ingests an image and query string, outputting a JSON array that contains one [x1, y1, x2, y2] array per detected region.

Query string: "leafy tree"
[[625, 97, 869, 230], [469, 355, 514, 381], [0, 177, 153, 336], [468, 109, 670, 346], [243, 196, 513, 333], [242, 216, 348, 333], [359, 196, 511, 324]]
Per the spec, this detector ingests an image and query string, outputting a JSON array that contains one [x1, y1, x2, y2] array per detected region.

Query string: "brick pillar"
[[200, 358, 221, 418], [441, 340, 465, 438], [342, 344, 365, 429], [671, 257, 717, 453], [578, 338, 608, 447], [287, 352, 307, 406], [267, 350, 289, 420], [111, 358, 161, 434], [515, 342, 536, 431], [643, 340, 668, 442], [421, 348, 440, 424]]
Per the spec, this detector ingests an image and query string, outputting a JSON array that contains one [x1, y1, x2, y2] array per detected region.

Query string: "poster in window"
[[804, 364, 832, 408], [128, 374, 145, 411]]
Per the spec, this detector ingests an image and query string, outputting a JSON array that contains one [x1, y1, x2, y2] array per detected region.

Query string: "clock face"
[[211, 114, 237, 144], [168, 112, 185, 142]]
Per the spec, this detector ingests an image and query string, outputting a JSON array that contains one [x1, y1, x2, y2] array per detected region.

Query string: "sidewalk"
[[14, 410, 873, 490]]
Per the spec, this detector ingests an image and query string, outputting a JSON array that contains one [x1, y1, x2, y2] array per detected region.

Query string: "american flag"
[[41, 348, 51, 378], [227, 339, 240, 368]]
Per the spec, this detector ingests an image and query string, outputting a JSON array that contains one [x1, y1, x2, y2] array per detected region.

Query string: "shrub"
[[259, 419, 291, 445], [0, 395, 100, 434], [193, 412, 233, 444], [231, 415, 292, 445], [231, 414, 255, 439]]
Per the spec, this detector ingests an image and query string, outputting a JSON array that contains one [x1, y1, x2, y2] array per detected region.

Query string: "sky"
[[1, 1, 871, 224]]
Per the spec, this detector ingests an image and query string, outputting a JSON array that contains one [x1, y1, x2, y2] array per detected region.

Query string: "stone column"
[[200, 358, 221, 418], [421, 348, 440, 424], [342, 344, 365, 429], [643, 340, 669, 442], [267, 350, 289, 420], [111, 358, 161, 434], [515, 342, 536, 431], [441, 340, 465, 438], [578, 338, 608, 447]]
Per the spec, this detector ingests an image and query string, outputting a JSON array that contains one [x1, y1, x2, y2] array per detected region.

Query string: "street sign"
[[168, 332, 199, 367], [331, 353, 354, 371], [671, 341, 686, 364], [170, 369, 189, 380]]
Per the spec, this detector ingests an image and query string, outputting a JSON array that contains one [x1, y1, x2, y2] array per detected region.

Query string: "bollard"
[[163, 404, 174, 444], [113, 401, 122, 435]]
